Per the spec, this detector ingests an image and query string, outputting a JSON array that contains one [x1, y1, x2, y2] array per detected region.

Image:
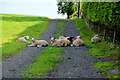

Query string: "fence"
[[82, 12, 120, 44]]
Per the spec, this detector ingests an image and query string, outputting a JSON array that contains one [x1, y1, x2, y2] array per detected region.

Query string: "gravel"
[[2, 19, 106, 78], [46, 19, 105, 78]]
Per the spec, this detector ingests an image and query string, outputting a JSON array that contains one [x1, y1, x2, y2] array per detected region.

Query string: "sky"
[[0, 0, 67, 19]]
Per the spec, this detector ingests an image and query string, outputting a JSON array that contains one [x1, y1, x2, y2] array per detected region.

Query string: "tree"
[[57, 2, 74, 18]]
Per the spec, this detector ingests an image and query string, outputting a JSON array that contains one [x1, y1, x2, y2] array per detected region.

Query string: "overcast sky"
[[0, 0, 67, 19]]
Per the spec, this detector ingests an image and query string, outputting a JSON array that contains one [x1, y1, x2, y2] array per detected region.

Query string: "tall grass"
[[1, 14, 50, 58], [73, 18, 119, 78]]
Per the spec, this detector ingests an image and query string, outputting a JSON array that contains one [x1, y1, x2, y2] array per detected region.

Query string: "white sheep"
[[59, 36, 74, 46], [60, 39, 70, 46], [73, 36, 84, 46], [91, 34, 101, 43], [50, 36, 74, 47], [50, 37, 64, 47], [17, 36, 29, 43], [27, 38, 48, 47]]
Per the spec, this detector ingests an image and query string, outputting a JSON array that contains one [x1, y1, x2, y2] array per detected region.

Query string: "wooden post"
[[113, 27, 116, 44], [78, 0, 80, 18], [98, 25, 99, 34], [103, 28, 106, 41]]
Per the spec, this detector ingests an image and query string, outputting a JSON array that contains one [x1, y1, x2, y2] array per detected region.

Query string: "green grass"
[[94, 62, 119, 78], [1, 14, 50, 58], [20, 44, 63, 78], [20, 20, 66, 78], [73, 18, 120, 78]]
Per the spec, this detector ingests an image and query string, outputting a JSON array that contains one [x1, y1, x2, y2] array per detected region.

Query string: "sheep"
[[60, 39, 70, 47], [50, 37, 64, 47], [91, 34, 101, 44], [27, 38, 48, 47], [50, 36, 74, 47], [17, 36, 29, 43], [73, 36, 84, 46], [59, 36, 74, 46]]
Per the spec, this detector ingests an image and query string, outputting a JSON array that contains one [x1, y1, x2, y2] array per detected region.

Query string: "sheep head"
[[94, 34, 98, 37], [76, 36, 81, 39], [50, 37, 55, 42], [24, 36, 29, 40], [59, 36, 64, 39], [67, 37, 74, 43], [32, 38, 36, 42]]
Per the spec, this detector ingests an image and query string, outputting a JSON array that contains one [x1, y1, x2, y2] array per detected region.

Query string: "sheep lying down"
[[73, 36, 84, 46], [91, 34, 101, 43], [50, 37, 70, 47], [27, 38, 48, 47], [59, 36, 74, 46], [17, 36, 29, 43]]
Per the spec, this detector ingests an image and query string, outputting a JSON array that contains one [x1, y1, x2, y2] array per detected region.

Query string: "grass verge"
[[20, 20, 66, 78], [73, 18, 120, 79], [20, 44, 63, 78], [1, 14, 50, 58]]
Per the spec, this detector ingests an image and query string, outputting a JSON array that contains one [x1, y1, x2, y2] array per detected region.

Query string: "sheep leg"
[[27, 42, 31, 44], [26, 44, 34, 47], [70, 44, 73, 47], [37, 45, 42, 47]]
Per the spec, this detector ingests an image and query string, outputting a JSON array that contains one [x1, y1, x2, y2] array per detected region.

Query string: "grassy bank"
[[20, 20, 66, 78], [73, 18, 119, 78], [1, 14, 50, 58]]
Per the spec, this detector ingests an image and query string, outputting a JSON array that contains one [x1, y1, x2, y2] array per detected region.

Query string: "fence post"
[[113, 26, 116, 44], [103, 28, 106, 41], [77, 0, 80, 18]]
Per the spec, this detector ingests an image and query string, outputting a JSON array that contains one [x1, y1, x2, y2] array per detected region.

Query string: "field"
[[1, 14, 50, 58]]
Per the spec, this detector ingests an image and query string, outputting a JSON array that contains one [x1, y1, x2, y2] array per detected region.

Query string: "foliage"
[[82, 2, 120, 28], [57, 2, 74, 18], [1, 14, 50, 58]]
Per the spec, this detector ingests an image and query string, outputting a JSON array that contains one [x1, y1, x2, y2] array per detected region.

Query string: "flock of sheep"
[[17, 34, 101, 47]]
